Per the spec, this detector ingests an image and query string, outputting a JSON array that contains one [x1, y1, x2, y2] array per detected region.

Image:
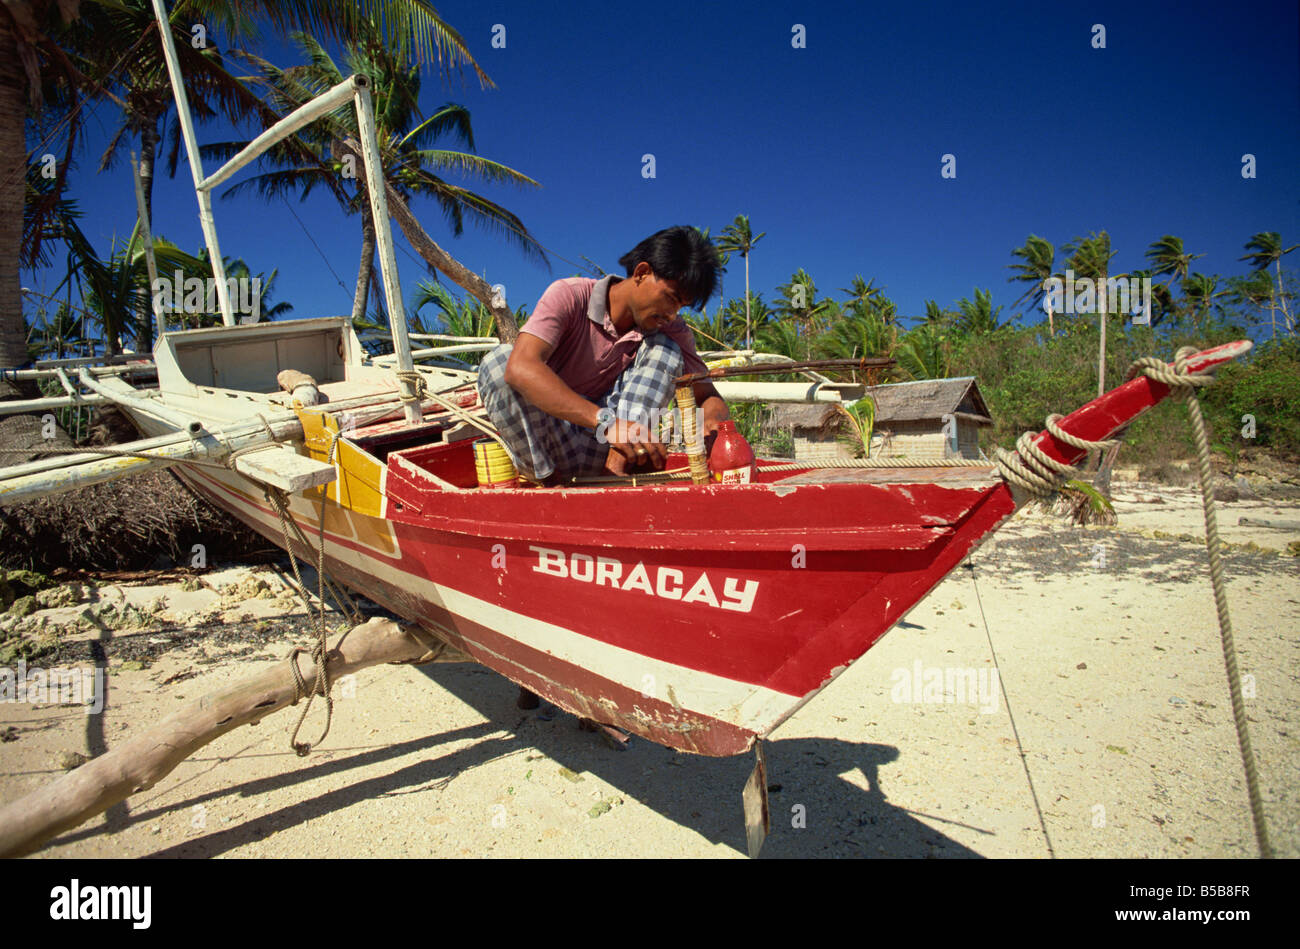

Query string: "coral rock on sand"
[[55, 750, 88, 771]]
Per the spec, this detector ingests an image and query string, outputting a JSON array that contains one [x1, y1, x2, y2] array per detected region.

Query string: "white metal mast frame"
[[149, 0, 234, 328], [147, 1, 422, 423]]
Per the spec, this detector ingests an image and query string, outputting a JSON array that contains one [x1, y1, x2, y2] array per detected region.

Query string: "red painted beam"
[[1026, 340, 1252, 468]]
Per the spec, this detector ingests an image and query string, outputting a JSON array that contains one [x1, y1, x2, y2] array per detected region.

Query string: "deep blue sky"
[[27, 0, 1300, 330]]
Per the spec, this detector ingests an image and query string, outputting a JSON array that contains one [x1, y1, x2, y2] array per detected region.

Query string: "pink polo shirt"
[[518, 275, 707, 400]]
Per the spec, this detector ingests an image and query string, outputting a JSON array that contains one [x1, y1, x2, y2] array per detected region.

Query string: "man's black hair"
[[617, 226, 722, 310]]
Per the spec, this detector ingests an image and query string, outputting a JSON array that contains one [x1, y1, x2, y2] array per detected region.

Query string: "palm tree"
[[715, 215, 765, 349], [3, 0, 491, 368], [408, 279, 523, 366], [775, 268, 836, 341], [919, 299, 954, 327], [1008, 234, 1058, 336], [1144, 234, 1201, 288], [2, 1, 89, 366], [213, 28, 546, 326], [72, 225, 208, 353], [687, 293, 768, 352], [1143, 234, 1201, 327], [1226, 269, 1278, 335], [1240, 232, 1298, 337], [186, 252, 293, 328], [820, 307, 900, 384], [840, 275, 884, 316], [896, 322, 950, 380], [27, 299, 88, 363], [1125, 269, 1171, 327], [1182, 273, 1228, 330], [753, 318, 806, 362], [1063, 232, 1118, 398], [953, 288, 1005, 337], [684, 304, 734, 352]]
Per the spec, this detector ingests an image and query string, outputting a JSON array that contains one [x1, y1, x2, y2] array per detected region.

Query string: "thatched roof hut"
[[768, 376, 993, 461]]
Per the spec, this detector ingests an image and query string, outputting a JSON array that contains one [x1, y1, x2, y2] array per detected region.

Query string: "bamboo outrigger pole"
[[0, 414, 303, 505]]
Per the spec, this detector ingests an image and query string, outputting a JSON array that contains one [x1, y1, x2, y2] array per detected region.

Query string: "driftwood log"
[[0, 617, 457, 858]]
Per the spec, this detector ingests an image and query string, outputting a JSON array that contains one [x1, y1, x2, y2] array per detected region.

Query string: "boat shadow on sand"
[[408, 663, 988, 859], [108, 661, 984, 859]]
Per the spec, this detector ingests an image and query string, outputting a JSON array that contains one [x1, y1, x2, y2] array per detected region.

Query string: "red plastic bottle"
[[708, 420, 759, 484]]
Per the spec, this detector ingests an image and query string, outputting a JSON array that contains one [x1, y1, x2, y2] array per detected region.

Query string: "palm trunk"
[[352, 202, 376, 325], [134, 114, 161, 352], [1276, 258, 1292, 331], [1046, 300, 1054, 337], [339, 136, 519, 343], [0, 25, 28, 369], [1096, 266, 1108, 399], [136, 113, 159, 227], [744, 253, 751, 350]]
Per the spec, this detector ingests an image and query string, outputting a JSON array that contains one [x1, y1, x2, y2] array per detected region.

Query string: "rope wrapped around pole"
[[674, 385, 710, 485]]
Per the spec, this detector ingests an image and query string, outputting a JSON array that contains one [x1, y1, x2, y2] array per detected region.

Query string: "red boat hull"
[[175, 459, 1012, 755]]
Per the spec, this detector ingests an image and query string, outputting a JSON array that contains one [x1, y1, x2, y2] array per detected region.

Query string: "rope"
[[400, 371, 544, 484], [0, 443, 228, 470], [1132, 348, 1271, 859], [224, 415, 280, 470], [993, 416, 1120, 500], [393, 368, 426, 406], [562, 456, 994, 485], [258, 430, 362, 757], [758, 457, 990, 471], [967, 561, 1056, 858], [675, 385, 710, 484]]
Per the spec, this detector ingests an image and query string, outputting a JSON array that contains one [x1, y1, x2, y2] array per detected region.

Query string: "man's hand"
[[603, 418, 667, 472]]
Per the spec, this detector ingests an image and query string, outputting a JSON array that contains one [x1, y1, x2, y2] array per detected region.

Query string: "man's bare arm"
[[503, 333, 602, 429], [503, 333, 666, 468]]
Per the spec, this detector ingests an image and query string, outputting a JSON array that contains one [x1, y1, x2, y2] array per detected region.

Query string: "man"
[[477, 226, 730, 482]]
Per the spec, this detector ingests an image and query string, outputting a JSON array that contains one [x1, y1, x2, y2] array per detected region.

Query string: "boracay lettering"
[[529, 546, 758, 613]]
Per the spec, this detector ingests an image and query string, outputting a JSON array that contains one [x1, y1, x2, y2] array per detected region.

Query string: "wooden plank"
[[233, 444, 336, 492]]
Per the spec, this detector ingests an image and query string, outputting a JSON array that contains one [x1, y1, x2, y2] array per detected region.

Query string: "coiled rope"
[[994, 347, 1271, 858]]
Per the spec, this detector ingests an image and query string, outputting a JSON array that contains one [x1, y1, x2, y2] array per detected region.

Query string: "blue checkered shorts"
[[476, 334, 684, 480]]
